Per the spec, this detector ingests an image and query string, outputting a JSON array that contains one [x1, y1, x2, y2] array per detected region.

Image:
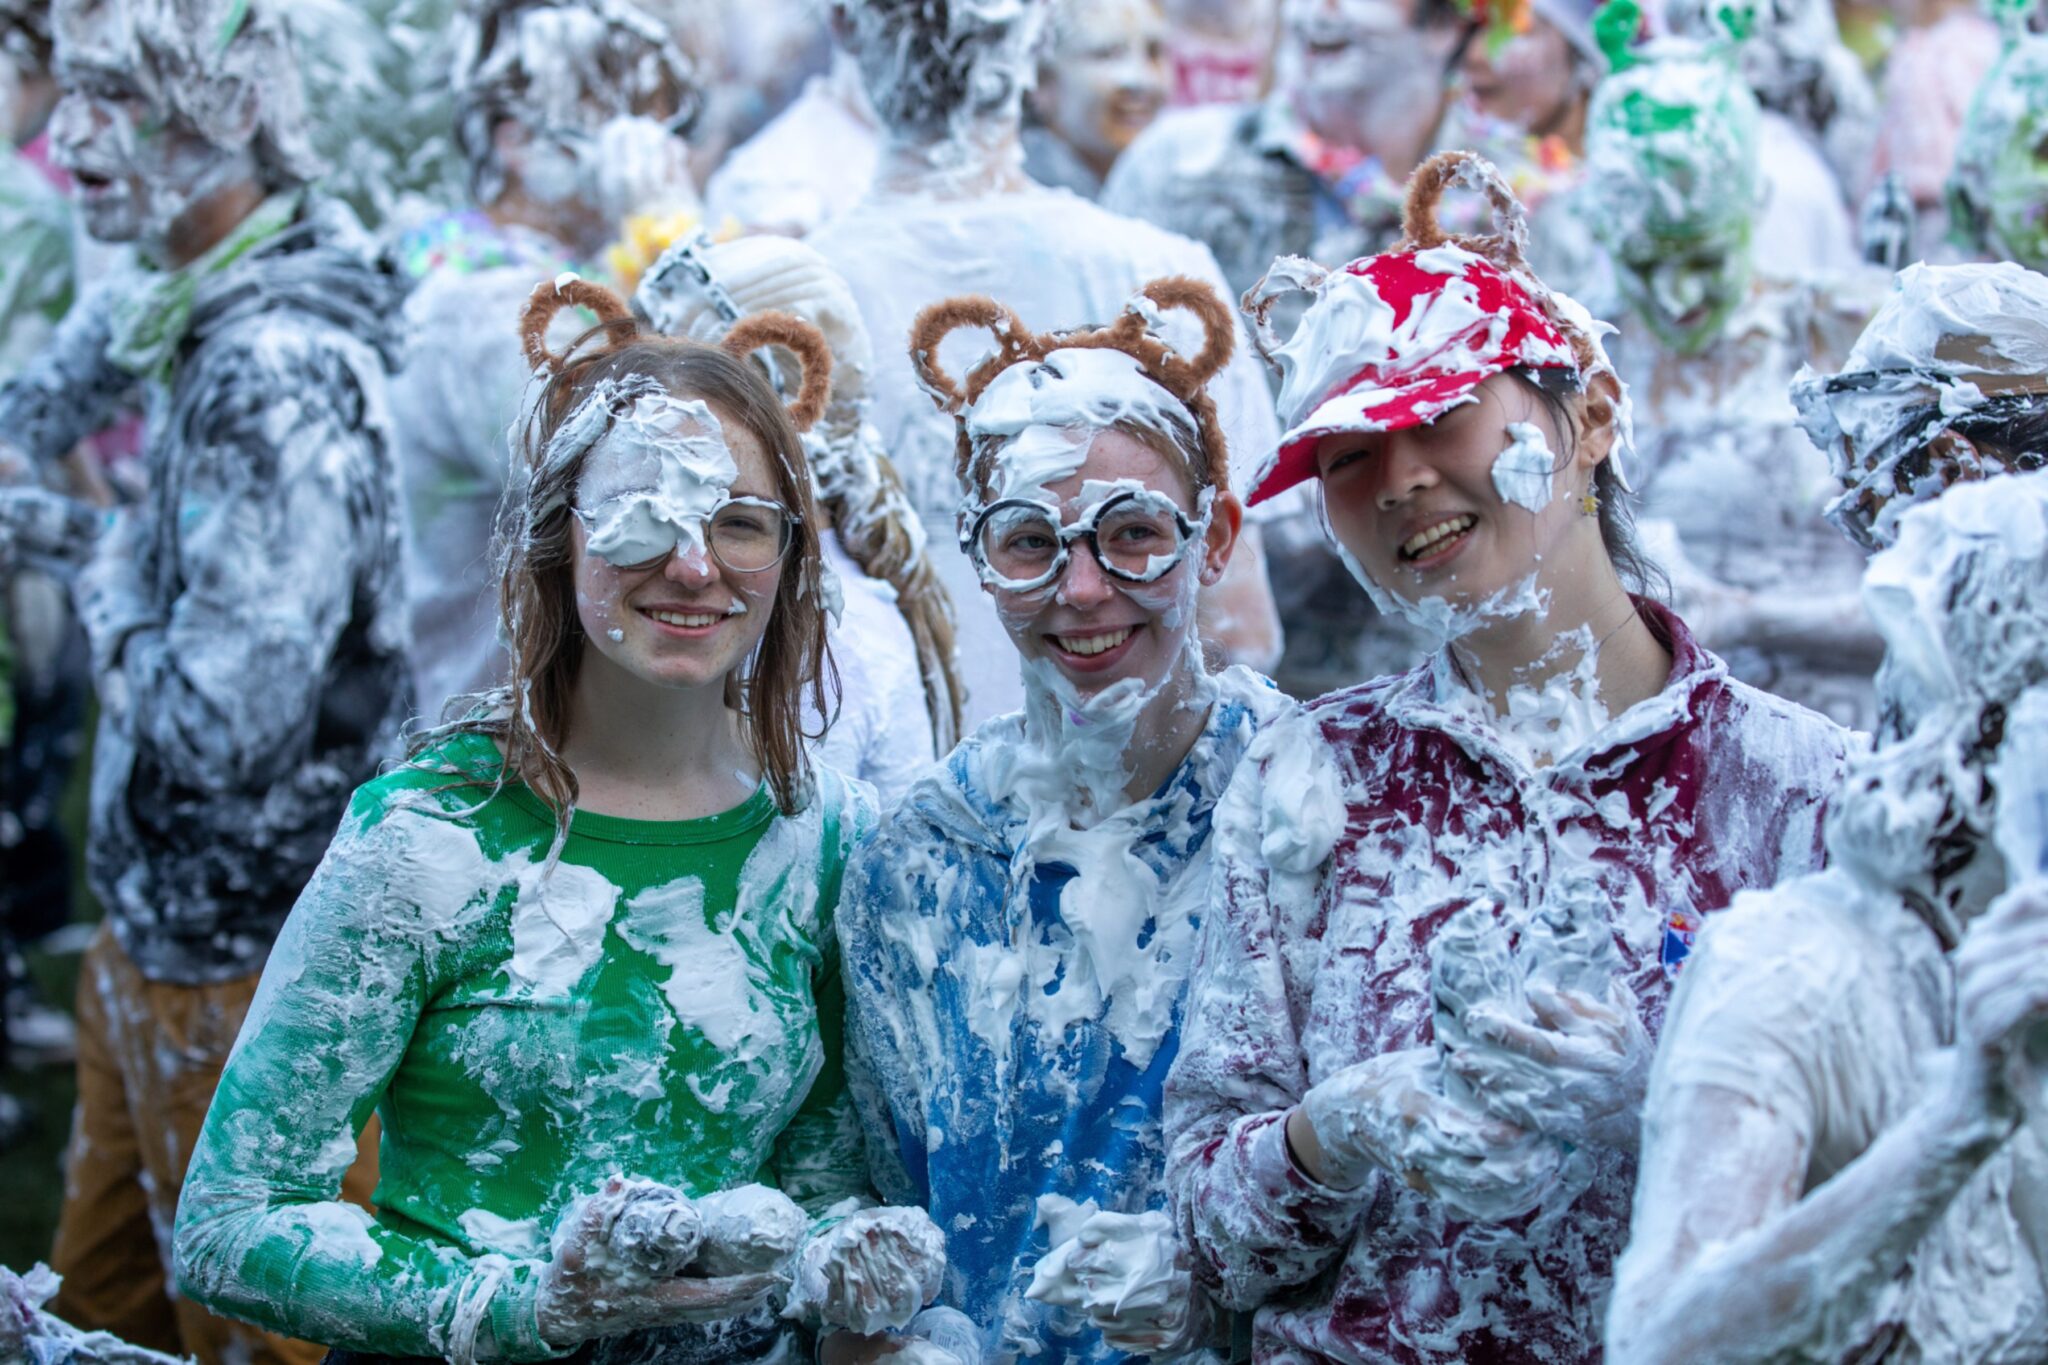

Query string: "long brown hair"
[[425, 276, 838, 819], [819, 448, 964, 752]]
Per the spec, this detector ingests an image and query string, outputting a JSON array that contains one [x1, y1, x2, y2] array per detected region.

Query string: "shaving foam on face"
[[577, 394, 740, 567], [966, 347, 1201, 504], [1491, 421, 1558, 513]]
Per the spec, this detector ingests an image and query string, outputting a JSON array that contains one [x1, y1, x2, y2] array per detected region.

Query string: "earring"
[[1580, 490, 1600, 517]]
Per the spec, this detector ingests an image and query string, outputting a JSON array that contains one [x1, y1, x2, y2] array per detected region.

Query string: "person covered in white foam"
[[809, 0, 1285, 732], [1607, 469, 2048, 1364], [172, 283, 941, 1364], [1578, 6, 1887, 729], [390, 0, 703, 720], [833, 275, 1291, 1363], [635, 229, 964, 807], [1162, 150, 1851, 1364], [1021, 0, 1172, 200]]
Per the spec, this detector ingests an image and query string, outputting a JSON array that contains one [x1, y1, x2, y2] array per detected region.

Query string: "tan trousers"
[[50, 924, 380, 1365]]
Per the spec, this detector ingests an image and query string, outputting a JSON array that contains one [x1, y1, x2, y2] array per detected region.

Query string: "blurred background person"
[[1162, 0, 1279, 105], [1583, 19, 1884, 729], [390, 0, 702, 720], [1948, 29, 2048, 274], [1024, 0, 1173, 199], [811, 0, 1283, 730], [1868, 0, 2002, 255], [1660, 0, 1868, 275], [0, 0, 401, 1356], [703, 12, 880, 238], [1105, 0, 1463, 300]]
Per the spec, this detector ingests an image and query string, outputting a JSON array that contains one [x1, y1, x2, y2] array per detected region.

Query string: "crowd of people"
[[0, 0, 2045, 1363]]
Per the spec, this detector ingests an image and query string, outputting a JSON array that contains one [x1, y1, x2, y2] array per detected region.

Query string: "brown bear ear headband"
[[520, 274, 834, 433], [907, 274, 1235, 419]]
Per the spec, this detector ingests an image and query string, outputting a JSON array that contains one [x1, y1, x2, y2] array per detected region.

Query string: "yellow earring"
[[1581, 490, 1600, 517]]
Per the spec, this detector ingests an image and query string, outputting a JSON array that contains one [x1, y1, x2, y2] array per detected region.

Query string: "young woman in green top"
[[172, 280, 945, 1363]]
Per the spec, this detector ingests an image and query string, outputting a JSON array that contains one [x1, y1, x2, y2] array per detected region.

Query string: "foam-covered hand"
[[0, 487, 102, 572], [535, 1177, 780, 1349], [690, 1184, 808, 1276], [1299, 1046, 1563, 1221], [1446, 982, 1653, 1152], [784, 1207, 946, 1336], [1026, 1201, 1212, 1356], [1955, 879, 2048, 1125]]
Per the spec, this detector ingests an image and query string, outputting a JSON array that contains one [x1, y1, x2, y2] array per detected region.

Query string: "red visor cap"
[[1248, 250, 1579, 506]]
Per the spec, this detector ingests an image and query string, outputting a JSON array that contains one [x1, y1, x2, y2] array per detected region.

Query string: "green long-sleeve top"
[[173, 732, 878, 1361]]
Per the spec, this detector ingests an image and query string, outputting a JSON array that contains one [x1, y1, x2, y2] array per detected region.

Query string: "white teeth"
[[649, 609, 721, 628], [1401, 514, 1477, 560], [1052, 627, 1136, 657]]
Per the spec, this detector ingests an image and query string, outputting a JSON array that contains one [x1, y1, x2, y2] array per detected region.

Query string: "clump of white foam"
[[1491, 421, 1557, 513], [784, 1205, 947, 1336], [577, 393, 740, 567], [691, 1184, 810, 1276], [1026, 1194, 1192, 1349], [964, 345, 1203, 506]]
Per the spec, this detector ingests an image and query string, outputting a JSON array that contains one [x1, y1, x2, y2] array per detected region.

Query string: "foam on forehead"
[[52, 0, 317, 178], [451, 0, 693, 136], [966, 346, 1201, 499], [1584, 40, 1760, 248], [577, 390, 741, 566]]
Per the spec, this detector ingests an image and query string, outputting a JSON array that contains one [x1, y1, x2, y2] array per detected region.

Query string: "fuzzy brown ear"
[[721, 312, 834, 433], [1401, 149, 1530, 273], [908, 296, 1031, 414], [1136, 275, 1235, 392], [521, 275, 634, 374]]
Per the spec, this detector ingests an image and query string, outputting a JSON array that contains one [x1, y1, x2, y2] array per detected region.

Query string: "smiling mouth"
[[1400, 514, 1477, 562], [1049, 626, 1136, 656], [642, 607, 731, 628]]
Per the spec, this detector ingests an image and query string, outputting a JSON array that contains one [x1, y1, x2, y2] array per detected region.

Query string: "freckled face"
[[983, 429, 1233, 696], [1316, 376, 1591, 607], [571, 406, 785, 694]]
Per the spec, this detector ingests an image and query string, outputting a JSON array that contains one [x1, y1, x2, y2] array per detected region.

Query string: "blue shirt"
[[838, 668, 1283, 1362]]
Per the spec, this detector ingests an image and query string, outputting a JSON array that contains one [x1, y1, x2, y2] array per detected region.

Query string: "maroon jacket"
[[1164, 602, 1852, 1364]]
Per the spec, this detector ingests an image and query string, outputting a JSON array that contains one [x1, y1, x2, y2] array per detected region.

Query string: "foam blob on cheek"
[[1491, 421, 1556, 513], [577, 395, 740, 568]]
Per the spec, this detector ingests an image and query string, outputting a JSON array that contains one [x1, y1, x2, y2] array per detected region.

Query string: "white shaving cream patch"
[[1491, 422, 1556, 513], [578, 395, 739, 566]]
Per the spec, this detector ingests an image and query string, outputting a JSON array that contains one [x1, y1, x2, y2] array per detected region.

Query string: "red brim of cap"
[[1247, 369, 1499, 506]]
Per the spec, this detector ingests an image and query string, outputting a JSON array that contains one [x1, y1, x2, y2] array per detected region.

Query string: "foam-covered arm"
[[84, 328, 386, 792], [1608, 887, 2019, 1364], [1608, 1067, 2009, 1364], [0, 277, 133, 468], [173, 796, 557, 1362], [1164, 725, 1367, 1307]]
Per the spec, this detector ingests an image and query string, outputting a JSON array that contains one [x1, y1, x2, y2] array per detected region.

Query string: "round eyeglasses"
[[576, 495, 801, 574], [958, 487, 1209, 593]]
